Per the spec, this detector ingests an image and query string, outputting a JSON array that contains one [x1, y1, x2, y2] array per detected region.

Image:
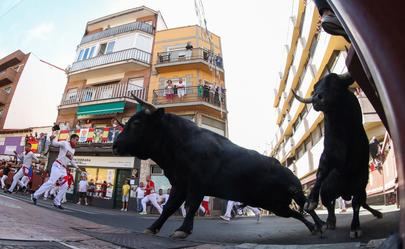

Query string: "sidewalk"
[[0, 194, 209, 249]]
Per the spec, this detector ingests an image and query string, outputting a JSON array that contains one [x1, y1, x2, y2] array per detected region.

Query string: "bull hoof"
[[143, 228, 158, 235], [304, 201, 318, 212], [349, 229, 362, 239], [326, 221, 336, 230], [316, 222, 327, 234], [170, 230, 190, 239], [375, 211, 383, 219]]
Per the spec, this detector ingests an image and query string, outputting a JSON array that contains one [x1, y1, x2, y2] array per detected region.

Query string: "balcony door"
[[83, 88, 95, 102], [128, 78, 144, 98]]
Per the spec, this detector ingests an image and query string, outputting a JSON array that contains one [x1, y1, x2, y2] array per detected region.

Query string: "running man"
[[220, 200, 261, 223], [32, 134, 81, 209], [6, 143, 39, 193]]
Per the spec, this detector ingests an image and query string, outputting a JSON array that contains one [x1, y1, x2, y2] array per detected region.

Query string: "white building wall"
[[4, 55, 66, 129]]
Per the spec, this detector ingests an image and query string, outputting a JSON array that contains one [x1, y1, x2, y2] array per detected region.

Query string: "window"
[[77, 49, 84, 61], [82, 88, 94, 101], [65, 88, 78, 101], [135, 34, 152, 52], [88, 46, 95, 58], [85, 167, 116, 199], [3, 86, 12, 94], [98, 43, 107, 56], [106, 41, 115, 54], [128, 78, 144, 90], [151, 164, 164, 175], [82, 48, 90, 60]]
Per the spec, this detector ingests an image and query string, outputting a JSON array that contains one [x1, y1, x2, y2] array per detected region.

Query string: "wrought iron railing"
[[152, 86, 226, 108], [60, 82, 145, 105], [156, 48, 224, 70], [69, 48, 151, 73], [80, 22, 153, 45]]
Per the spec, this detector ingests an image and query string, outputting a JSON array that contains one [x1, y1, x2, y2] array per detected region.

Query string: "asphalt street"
[[2, 192, 399, 246]]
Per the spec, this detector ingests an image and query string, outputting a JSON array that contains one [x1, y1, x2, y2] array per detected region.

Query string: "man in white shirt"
[[32, 134, 81, 209], [6, 143, 39, 193], [135, 182, 145, 212]]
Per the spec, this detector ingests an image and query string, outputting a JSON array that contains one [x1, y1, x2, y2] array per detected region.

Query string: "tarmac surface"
[[0, 192, 400, 248]]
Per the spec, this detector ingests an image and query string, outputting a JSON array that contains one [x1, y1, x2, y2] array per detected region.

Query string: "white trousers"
[[1, 175, 8, 189], [20, 176, 30, 188], [34, 162, 67, 206], [8, 168, 26, 192], [141, 193, 162, 214], [224, 200, 235, 217]]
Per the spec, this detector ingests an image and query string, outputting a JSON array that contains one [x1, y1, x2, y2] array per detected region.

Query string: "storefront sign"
[[74, 156, 135, 168]]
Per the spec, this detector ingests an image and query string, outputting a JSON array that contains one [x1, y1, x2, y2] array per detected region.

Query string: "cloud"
[[26, 22, 54, 41]]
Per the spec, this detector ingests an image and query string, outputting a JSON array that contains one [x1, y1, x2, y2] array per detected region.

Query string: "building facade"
[[54, 6, 166, 209], [55, 6, 227, 212], [269, 0, 394, 203], [0, 50, 66, 129]]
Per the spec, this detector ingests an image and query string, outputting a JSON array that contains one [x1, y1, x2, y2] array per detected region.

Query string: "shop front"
[[64, 155, 138, 209]]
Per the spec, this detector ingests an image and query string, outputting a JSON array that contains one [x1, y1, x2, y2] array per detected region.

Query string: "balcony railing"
[[57, 127, 122, 144], [80, 22, 153, 45], [0, 67, 17, 85], [156, 48, 224, 70], [0, 89, 9, 104], [69, 48, 151, 73], [152, 86, 226, 109], [60, 82, 145, 106]]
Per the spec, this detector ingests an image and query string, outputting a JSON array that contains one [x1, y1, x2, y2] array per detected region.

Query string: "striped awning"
[[77, 101, 125, 116]]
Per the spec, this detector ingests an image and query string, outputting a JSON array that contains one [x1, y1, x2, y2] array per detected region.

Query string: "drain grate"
[[77, 229, 202, 249], [0, 239, 70, 249]]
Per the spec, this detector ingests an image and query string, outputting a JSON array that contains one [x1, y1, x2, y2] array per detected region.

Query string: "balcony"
[[295, 151, 312, 179], [0, 50, 26, 72], [56, 126, 122, 144], [0, 89, 10, 104], [357, 95, 381, 124], [300, 0, 316, 47], [298, 65, 314, 96], [155, 48, 224, 74], [68, 48, 151, 79], [285, 66, 296, 93], [311, 30, 332, 76], [59, 82, 145, 107], [289, 91, 301, 121], [80, 22, 153, 45], [152, 86, 226, 112], [0, 68, 17, 86], [281, 113, 291, 135]]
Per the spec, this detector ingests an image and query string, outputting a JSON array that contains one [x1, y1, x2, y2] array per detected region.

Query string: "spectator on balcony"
[[185, 42, 193, 59], [165, 80, 174, 102], [75, 121, 81, 130], [177, 79, 186, 101], [203, 83, 210, 102], [214, 86, 220, 105], [313, 0, 349, 42], [209, 84, 216, 104], [82, 120, 92, 128], [198, 80, 203, 98], [52, 122, 60, 135]]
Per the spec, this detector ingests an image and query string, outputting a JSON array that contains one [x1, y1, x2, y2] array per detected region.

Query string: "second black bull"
[[113, 95, 325, 239]]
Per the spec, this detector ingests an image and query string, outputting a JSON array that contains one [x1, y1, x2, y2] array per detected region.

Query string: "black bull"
[[113, 96, 325, 239], [292, 72, 383, 239]]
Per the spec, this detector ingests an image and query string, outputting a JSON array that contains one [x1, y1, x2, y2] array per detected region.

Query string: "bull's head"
[[112, 94, 165, 159], [292, 73, 354, 112]]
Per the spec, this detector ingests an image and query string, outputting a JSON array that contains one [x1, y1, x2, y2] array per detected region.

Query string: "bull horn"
[[291, 90, 313, 104], [131, 93, 157, 112]]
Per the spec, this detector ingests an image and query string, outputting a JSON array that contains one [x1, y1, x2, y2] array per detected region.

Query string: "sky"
[[0, 0, 292, 154]]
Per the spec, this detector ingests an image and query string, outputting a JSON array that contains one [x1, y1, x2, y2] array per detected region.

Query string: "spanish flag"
[[58, 130, 69, 141]]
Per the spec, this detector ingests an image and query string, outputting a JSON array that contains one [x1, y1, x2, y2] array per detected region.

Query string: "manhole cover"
[[0, 239, 70, 249], [77, 229, 202, 249]]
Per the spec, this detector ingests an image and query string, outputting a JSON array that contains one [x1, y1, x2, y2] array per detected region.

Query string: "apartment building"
[[55, 6, 227, 211], [0, 50, 66, 130], [269, 0, 393, 202]]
